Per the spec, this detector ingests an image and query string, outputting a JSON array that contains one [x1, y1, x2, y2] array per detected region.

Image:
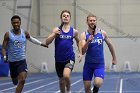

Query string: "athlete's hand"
[[78, 53, 83, 63], [41, 43, 48, 48], [112, 59, 117, 65], [53, 28, 61, 35], [4, 56, 8, 63], [87, 35, 94, 42]]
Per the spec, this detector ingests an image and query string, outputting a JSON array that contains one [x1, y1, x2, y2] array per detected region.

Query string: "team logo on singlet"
[[97, 39, 102, 45], [14, 40, 22, 48], [59, 35, 72, 39], [91, 39, 102, 45]]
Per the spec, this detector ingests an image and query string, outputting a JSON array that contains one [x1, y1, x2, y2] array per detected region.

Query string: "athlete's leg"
[[59, 77, 66, 93], [84, 80, 92, 93], [63, 67, 71, 92], [16, 72, 27, 93], [14, 59, 28, 93], [64, 60, 75, 93], [83, 63, 94, 93], [9, 62, 18, 85], [93, 68, 104, 93], [55, 62, 66, 93]]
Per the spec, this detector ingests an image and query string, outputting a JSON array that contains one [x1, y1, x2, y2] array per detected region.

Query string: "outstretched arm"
[[2, 32, 9, 62], [25, 31, 48, 47], [103, 31, 117, 65]]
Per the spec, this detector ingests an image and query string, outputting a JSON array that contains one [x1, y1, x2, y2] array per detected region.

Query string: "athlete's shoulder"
[[100, 29, 105, 33], [4, 31, 9, 39], [73, 28, 78, 32], [101, 30, 107, 36], [80, 31, 87, 40], [96, 27, 106, 35], [98, 28, 107, 39], [5, 31, 9, 35], [73, 28, 78, 34]]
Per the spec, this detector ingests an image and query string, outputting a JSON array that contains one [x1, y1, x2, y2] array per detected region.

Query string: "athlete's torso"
[[8, 29, 26, 62], [85, 28, 104, 64], [55, 26, 75, 62]]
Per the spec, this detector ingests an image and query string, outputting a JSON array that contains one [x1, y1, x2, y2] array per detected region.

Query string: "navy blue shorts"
[[83, 63, 104, 81], [9, 59, 27, 78]]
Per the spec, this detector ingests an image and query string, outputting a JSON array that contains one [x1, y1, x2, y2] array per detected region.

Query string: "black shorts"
[[9, 59, 28, 78], [55, 60, 75, 78]]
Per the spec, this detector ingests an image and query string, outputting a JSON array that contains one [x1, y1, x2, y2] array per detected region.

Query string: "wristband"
[[4, 56, 7, 61]]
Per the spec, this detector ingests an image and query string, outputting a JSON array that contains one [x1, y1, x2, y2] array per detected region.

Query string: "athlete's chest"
[[88, 34, 103, 45]]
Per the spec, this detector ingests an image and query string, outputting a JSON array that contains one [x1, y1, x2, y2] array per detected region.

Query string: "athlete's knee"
[[18, 79, 25, 85], [19, 72, 27, 79], [18, 76, 26, 85], [94, 77, 103, 88], [64, 75, 70, 81], [94, 82, 103, 88]]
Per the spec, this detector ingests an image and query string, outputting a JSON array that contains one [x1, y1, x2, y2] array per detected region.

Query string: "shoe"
[[91, 87, 93, 91]]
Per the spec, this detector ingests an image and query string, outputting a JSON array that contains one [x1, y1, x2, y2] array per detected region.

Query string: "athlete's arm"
[[2, 32, 9, 62], [103, 30, 117, 65], [74, 29, 80, 51], [25, 31, 47, 47], [45, 27, 60, 46], [74, 29, 83, 62], [80, 32, 93, 55]]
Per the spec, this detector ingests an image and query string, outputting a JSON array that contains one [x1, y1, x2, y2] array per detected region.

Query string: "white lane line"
[[122, 91, 140, 93], [119, 79, 123, 93], [0, 82, 12, 86], [77, 87, 84, 93], [23, 80, 58, 93], [0, 79, 44, 92], [55, 79, 82, 93], [23, 90, 140, 93], [71, 79, 82, 86], [97, 91, 140, 93], [0, 76, 47, 86]]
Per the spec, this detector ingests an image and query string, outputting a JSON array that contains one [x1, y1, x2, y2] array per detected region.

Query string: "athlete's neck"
[[62, 24, 70, 33], [13, 29, 21, 35], [88, 28, 95, 35]]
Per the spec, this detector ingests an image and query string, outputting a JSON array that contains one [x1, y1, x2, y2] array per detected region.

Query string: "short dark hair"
[[11, 15, 21, 21], [60, 10, 71, 19], [87, 14, 96, 21]]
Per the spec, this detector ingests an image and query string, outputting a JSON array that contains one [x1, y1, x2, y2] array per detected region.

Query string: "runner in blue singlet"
[[46, 10, 80, 93], [79, 14, 117, 93]]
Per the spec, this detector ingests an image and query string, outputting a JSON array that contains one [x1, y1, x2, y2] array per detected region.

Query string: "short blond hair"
[[87, 14, 96, 21]]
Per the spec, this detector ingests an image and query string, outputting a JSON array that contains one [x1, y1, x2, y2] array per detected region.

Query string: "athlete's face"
[[87, 16, 97, 29], [61, 12, 71, 24], [11, 18, 21, 31]]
